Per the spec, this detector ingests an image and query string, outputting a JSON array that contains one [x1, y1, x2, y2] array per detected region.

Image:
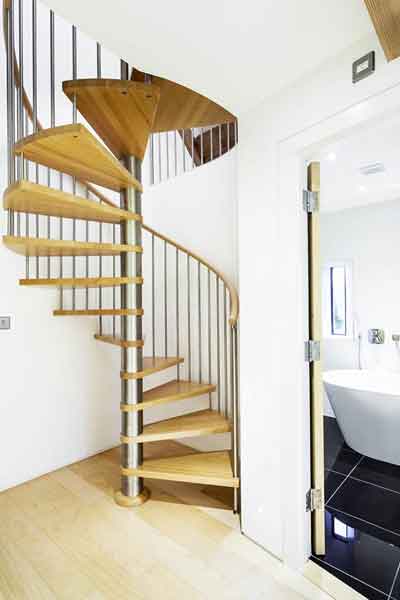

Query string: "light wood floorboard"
[[0, 442, 330, 600]]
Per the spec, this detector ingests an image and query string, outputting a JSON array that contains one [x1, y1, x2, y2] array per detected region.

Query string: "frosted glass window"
[[330, 266, 347, 336]]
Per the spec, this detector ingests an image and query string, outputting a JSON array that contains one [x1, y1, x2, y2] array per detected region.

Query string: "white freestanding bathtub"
[[323, 370, 400, 465]]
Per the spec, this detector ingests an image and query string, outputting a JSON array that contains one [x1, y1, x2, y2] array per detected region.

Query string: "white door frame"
[[277, 79, 400, 570]]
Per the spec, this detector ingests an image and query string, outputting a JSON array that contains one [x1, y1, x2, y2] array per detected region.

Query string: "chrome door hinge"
[[304, 340, 320, 363], [306, 488, 323, 512], [303, 190, 319, 213]]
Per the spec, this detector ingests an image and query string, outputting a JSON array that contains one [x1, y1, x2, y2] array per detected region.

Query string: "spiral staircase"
[[3, 1, 240, 512]]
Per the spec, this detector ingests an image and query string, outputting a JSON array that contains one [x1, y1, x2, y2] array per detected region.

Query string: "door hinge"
[[306, 488, 323, 512], [304, 340, 320, 363], [303, 190, 319, 213]]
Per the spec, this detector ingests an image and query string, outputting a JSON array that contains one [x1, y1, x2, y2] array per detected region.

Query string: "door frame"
[[277, 80, 400, 570]]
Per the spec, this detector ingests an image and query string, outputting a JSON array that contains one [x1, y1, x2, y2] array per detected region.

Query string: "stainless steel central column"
[[116, 155, 148, 506]]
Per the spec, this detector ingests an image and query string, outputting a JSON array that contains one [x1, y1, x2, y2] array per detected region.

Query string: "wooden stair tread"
[[54, 309, 143, 317], [19, 276, 142, 288], [122, 409, 230, 443], [63, 79, 160, 160], [132, 67, 235, 132], [121, 357, 184, 379], [94, 335, 144, 348], [4, 181, 140, 224], [14, 124, 141, 192], [121, 380, 216, 412], [122, 450, 239, 488], [3, 236, 140, 257]]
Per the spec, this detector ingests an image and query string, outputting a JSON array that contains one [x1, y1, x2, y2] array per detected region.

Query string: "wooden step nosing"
[[121, 357, 184, 380], [120, 466, 239, 488], [19, 276, 144, 288], [120, 382, 216, 412], [120, 421, 231, 444], [94, 334, 144, 348], [54, 308, 144, 317]]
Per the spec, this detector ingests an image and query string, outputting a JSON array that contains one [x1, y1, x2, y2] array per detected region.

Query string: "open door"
[[306, 162, 325, 556]]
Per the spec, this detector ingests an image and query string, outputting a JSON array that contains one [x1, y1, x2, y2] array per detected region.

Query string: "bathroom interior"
[[311, 112, 400, 600]]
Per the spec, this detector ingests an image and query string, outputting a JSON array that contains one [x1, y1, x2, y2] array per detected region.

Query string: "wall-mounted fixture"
[[352, 51, 375, 84], [0, 316, 11, 330], [368, 328, 385, 344], [392, 334, 400, 343]]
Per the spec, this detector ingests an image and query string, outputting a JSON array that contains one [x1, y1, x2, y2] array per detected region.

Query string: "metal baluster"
[[187, 255, 191, 380], [5, 1, 13, 210], [207, 269, 211, 408], [191, 128, 194, 169], [200, 128, 204, 165], [59, 173, 64, 309], [48, 9, 55, 281], [224, 286, 228, 417], [164, 240, 168, 357], [97, 43, 103, 332], [150, 134, 154, 185], [113, 224, 116, 337], [17, 0, 23, 188], [85, 188, 89, 309], [232, 324, 239, 514], [166, 132, 169, 180], [234, 119, 238, 144], [182, 129, 186, 172], [32, 0, 39, 277], [158, 132, 162, 183], [216, 275, 221, 412], [198, 261, 202, 383], [71, 24, 77, 309], [174, 131, 177, 177], [151, 233, 155, 358], [176, 248, 180, 380]]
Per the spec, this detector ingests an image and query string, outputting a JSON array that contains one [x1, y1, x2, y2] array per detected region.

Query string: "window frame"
[[322, 260, 353, 340]]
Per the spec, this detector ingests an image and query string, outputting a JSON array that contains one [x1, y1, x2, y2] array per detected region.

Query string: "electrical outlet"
[[0, 316, 11, 330]]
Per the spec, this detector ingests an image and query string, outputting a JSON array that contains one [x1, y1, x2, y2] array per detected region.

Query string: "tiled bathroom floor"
[[312, 417, 400, 599]]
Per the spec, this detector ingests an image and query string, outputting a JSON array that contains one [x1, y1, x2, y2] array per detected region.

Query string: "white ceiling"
[[315, 113, 400, 213], [42, 0, 373, 115]]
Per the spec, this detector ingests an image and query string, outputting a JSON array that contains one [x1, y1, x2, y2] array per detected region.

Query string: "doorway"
[[307, 114, 400, 599]]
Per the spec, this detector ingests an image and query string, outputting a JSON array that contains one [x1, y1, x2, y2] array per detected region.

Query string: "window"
[[330, 265, 347, 336], [322, 261, 352, 338]]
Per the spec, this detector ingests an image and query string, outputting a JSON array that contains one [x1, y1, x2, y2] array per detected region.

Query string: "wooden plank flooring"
[[0, 441, 328, 600]]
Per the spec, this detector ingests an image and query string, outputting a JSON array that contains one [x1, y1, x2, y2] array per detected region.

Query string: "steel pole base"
[[114, 487, 150, 508]]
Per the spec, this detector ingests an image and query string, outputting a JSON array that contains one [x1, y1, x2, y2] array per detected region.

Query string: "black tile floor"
[[312, 417, 400, 599]]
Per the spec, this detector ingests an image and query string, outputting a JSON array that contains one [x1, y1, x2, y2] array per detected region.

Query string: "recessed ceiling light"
[[359, 185, 367, 192], [359, 162, 385, 175], [326, 152, 336, 161]]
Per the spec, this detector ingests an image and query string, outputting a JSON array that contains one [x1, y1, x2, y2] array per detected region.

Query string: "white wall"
[[0, 8, 238, 491], [238, 30, 400, 565], [321, 200, 400, 415]]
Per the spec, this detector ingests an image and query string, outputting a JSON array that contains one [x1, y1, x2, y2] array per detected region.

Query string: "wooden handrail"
[[2, 0, 239, 326], [142, 223, 239, 326]]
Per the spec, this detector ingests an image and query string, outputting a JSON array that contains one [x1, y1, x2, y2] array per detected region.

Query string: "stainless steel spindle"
[[207, 269, 211, 408], [174, 131, 177, 177], [216, 275, 221, 412], [224, 286, 228, 418], [158, 132, 162, 183], [48, 9, 55, 280], [182, 129, 186, 172], [59, 173, 64, 309], [85, 188, 89, 309], [150, 134, 155, 185], [176, 248, 180, 380], [151, 233, 155, 358], [164, 240, 168, 357], [198, 261, 202, 383], [6, 1, 14, 233], [113, 224, 116, 337], [17, 0, 23, 182], [200, 128, 204, 165], [166, 132, 169, 179], [32, 0, 39, 277], [71, 25, 77, 309], [187, 255, 191, 380], [96, 44, 103, 331]]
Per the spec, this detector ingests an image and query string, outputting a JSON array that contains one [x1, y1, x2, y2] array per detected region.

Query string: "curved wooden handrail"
[[142, 223, 239, 326], [2, 0, 239, 326]]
